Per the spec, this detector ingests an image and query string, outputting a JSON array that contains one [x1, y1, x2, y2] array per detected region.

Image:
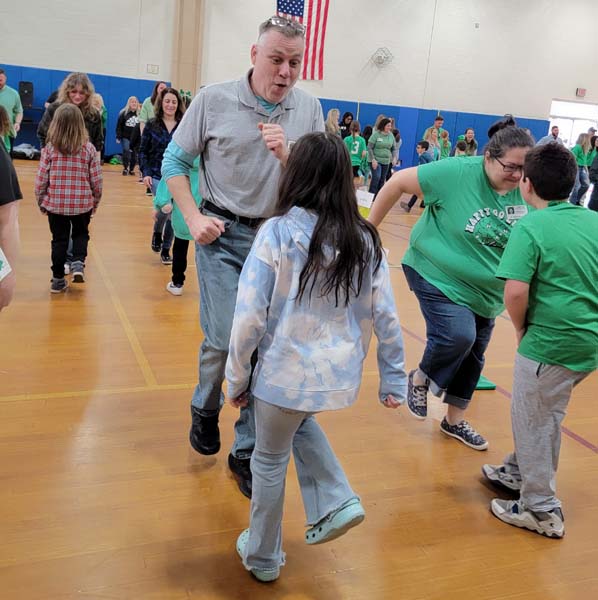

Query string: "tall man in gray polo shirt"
[[162, 16, 324, 498]]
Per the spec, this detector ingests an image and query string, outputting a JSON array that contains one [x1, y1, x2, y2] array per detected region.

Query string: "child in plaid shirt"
[[34, 104, 102, 293]]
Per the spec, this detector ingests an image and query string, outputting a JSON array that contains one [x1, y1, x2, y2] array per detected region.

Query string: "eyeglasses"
[[265, 16, 306, 36], [495, 156, 524, 174]]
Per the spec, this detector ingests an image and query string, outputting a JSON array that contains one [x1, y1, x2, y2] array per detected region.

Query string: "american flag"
[[276, 0, 330, 81]]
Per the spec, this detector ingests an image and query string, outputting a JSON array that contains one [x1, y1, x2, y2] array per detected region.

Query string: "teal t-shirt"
[[402, 156, 530, 318], [496, 202, 598, 372], [344, 134, 366, 167], [154, 158, 201, 240]]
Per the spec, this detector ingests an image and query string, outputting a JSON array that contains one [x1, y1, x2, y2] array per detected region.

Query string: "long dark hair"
[[485, 116, 534, 158], [154, 88, 186, 122], [274, 132, 383, 307]]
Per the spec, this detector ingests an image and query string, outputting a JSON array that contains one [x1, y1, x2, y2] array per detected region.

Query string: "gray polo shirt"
[[168, 69, 324, 218]]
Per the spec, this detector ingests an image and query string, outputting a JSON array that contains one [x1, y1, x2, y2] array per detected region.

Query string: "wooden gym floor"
[[1, 161, 597, 600]]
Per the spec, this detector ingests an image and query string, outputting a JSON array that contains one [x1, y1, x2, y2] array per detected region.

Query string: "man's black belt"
[[202, 200, 263, 229]]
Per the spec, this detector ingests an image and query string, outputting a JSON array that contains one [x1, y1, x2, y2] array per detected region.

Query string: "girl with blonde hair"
[[116, 96, 140, 175], [34, 104, 103, 293], [570, 132, 594, 205], [324, 108, 340, 135]]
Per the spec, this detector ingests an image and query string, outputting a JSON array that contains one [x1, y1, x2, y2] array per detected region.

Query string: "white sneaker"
[[491, 498, 564, 539], [166, 281, 183, 296], [64, 263, 71, 275], [482, 464, 522, 492]]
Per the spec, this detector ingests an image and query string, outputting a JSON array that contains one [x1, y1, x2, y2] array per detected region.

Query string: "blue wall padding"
[[4, 63, 549, 166]]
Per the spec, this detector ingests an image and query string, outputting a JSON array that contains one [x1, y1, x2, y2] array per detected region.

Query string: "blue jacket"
[[225, 206, 407, 412]]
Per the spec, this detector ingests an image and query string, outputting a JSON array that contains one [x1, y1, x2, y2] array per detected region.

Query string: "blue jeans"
[[151, 177, 174, 251], [121, 138, 136, 171], [570, 166, 589, 205], [368, 162, 390, 198], [192, 208, 259, 459], [403, 265, 495, 409], [240, 398, 357, 571]]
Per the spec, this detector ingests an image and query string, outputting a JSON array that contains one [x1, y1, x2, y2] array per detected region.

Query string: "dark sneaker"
[[482, 464, 521, 493], [151, 232, 162, 253], [406, 369, 428, 420], [440, 417, 488, 450], [160, 252, 173, 265], [399, 200, 412, 213], [122, 169, 128, 176], [189, 407, 220, 455], [129, 170, 136, 176], [228, 453, 252, 499], [50, 277, 68, 294], [71, 261, 85, 283], [491, 499, 564, 539], [145, 186, 153, 196]]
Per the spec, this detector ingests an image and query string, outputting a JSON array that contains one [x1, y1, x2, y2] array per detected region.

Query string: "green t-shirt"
[[367, 131, 396, 164], [139, 97, 155, 124], [344, 134, 366, 166], [402, 156, 530, 318], [570, 144, 594, 167], [496, 202, 598, 372], [440, 139, 451, 159], [0, 85, 23, 136]]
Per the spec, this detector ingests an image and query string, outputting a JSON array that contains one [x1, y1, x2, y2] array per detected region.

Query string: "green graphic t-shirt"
[[344, 134, 366, 166], [402, 156, 529, 318], [496, 202, 598, 372]]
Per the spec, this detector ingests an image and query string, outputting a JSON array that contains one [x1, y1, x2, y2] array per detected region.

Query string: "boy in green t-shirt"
[[484, 142, 598, 539], [343, 121, 367, 188]]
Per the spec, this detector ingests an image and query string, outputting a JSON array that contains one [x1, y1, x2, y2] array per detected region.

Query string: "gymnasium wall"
[[0, 0, 176, 81], [201, 0, 598, 120]]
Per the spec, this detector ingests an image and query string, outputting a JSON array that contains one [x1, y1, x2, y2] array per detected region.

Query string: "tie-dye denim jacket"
[[226, 206, 407, 412]]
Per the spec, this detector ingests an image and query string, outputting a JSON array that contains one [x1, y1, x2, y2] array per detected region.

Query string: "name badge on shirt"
[[505, 205, 528, 222], [0, 248, 12, 282]]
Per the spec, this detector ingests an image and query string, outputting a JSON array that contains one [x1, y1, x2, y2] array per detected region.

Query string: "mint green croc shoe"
[[236, 529, 280, 582], [305, 499, 365, 545]]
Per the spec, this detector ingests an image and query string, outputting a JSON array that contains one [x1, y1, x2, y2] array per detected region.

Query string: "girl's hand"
[[143, 176, 153, 189], [228, 392, 249, 409], [372, 159, 378, 170], [382, 395, 401, 409], [152, 209, 159, 222]]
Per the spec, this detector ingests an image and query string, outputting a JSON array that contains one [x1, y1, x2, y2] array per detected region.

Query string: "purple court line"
[[400, 325, 598, 455]]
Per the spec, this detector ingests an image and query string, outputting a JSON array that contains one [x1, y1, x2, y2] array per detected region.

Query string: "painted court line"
[[0, 383, 196, 403], [89, 241, 158, 387]]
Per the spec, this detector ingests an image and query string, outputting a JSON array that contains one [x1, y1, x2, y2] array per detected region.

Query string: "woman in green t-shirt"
[[367, 118, 397, 198], [368, 118, 535, 450], [139, 81, 167, 134]]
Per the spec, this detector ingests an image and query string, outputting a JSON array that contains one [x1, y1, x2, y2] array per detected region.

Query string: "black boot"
[[228, 453, 252, 499], [189, 407, 220, 455]]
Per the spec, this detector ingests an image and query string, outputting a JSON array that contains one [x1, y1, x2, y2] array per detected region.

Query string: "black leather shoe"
[[189, 407, 220, 455], [151, 232, 162, 253], [228, 453, 252, 499]]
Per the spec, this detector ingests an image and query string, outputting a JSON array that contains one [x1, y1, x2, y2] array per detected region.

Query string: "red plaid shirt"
[[35, 142, 102, 215]]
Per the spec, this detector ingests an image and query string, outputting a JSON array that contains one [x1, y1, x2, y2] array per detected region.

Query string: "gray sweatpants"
[[502, 353, 591, 512]]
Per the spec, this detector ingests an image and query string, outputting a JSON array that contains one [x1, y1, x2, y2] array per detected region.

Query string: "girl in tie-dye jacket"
[[225, 132, 407, 583]]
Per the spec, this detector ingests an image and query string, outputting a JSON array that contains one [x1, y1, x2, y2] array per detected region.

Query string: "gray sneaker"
[[491, 498, 564, 539], [50, 277, 68, 293], [406, 369, 428, 420], [482, 464, 521, 493], [440, 417, 488, 450], [71, 261, 85, 283]]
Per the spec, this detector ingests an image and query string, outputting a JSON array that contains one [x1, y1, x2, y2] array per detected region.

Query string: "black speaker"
[[18, 81, 33, 109]]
